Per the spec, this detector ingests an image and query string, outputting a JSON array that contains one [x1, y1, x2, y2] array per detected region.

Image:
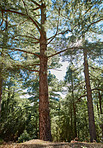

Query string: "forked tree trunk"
[[83, 48, 96, 142], [39, 3, 52, 141]]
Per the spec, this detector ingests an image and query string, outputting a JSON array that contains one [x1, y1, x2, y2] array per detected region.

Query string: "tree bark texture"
[[98, 92, 103, 139], [83, 48, 96, 142], [39, 3, 52, 141], [0, 73, 3, 117], [71, 70, 77, 138], [73, 102, 77, 138], [39, 56, 51, 141], [70, 106, 73, 140], [98, 92, 102, 114]]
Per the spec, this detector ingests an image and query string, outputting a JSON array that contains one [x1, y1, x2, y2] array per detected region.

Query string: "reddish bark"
[[39, 3, 52, 141], [39, 55, 51, 141], [71, 69, 77, 138], [98, 92, 102, 114], [0, 74, 3, 117], [83, 48, 96, 142], [73, 102, 77, 138], [98, 92, 103, 139]]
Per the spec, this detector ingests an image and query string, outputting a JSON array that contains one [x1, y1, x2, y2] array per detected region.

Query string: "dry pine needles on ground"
[[0, 139, 103, 148]]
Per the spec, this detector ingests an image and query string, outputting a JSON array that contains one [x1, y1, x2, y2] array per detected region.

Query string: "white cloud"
[[50, 60, 68, 80]]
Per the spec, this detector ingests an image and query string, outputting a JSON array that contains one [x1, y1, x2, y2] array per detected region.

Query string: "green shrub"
[[18, 130, 31, 143], [0, 138, 4, 145]]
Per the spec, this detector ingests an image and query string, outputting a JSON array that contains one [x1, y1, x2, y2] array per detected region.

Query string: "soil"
[[0, 139, 103, 148]]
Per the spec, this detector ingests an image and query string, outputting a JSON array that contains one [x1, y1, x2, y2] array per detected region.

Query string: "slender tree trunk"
[[98, 92, 102, 114], [35, 111, 38, 139], [0, 73, 3, 117], [98, 92, 103, 139], [39, 3, 52, 141], [83, 48, 96, 142], [0, 10, 8, 118], [70, 107, 73, 140], [84, 115, 89, 139], [97, 103, 100, 116], [73, 102, 77, 138], [71, 68, 77, 138]]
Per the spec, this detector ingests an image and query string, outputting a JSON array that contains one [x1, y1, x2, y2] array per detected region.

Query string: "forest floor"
[[0, 139, 103, 148]]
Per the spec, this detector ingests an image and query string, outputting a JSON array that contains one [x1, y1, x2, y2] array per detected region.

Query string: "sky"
[[50, 60, 68, 80]]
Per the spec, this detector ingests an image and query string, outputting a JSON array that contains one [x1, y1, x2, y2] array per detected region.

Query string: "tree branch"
[[1, 8, 41, 33], [16, 64, 39, 72], [9, 48, 40, 58], [30, 0, 41, 7], [17, 19, 28, 26], [21, 62, 40, 66], [48, 46, 83, 58], [91, 88, 103, 92], [31, 41, 40, 44], [32, 7, 40, 11], [90, 66, 103, 72], [48, 68, 62, 71], [84, 18, 103, 33], [90, 73, 101, 82], [47, 28, 72, 44], [47, 26, 59, 45], [73, 81, 85, 89], [0, 9, 4, 27], [76, 88, 103, 103], [22, 0, 28, 15], [47, 11, 60, 45], [83, 5, 93, 16], [76, 94, 87, 102], [47, 8, 72, 44], [12, 35, 39, 41]]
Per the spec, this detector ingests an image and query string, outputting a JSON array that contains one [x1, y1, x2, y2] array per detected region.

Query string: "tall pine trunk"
[[83, 48, 96, 142], [39, 3, 52, 141]]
